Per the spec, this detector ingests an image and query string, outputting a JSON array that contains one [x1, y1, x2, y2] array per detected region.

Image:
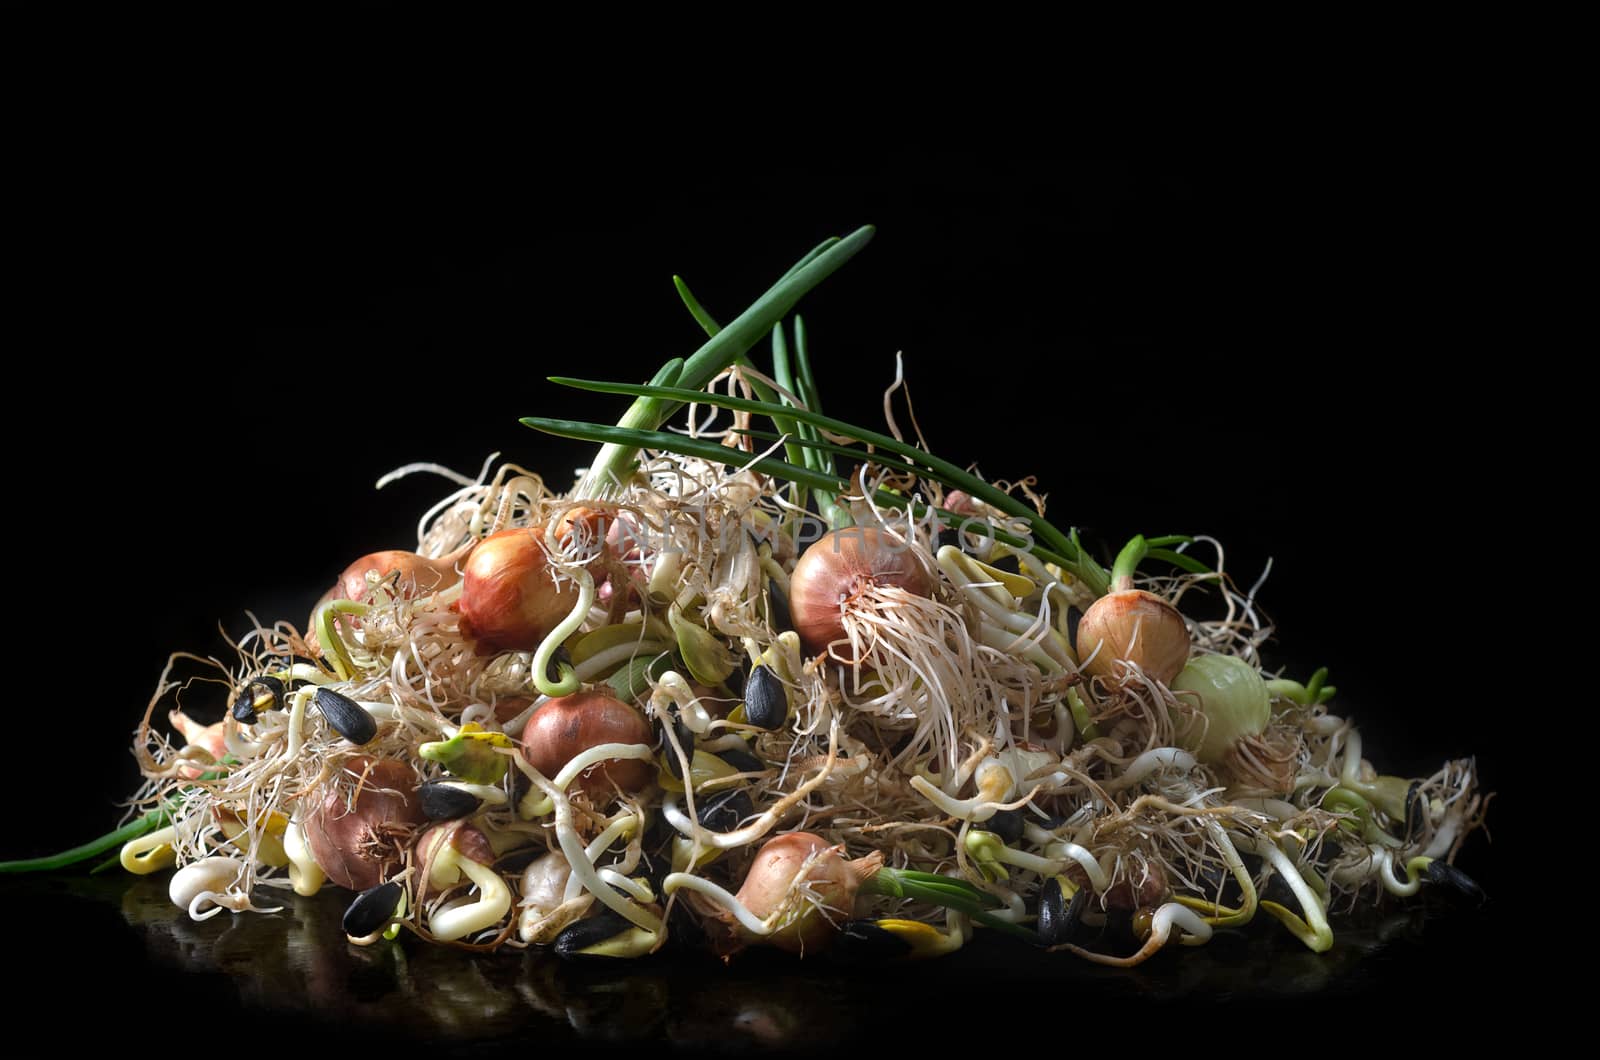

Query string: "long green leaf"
[[863, 868, 1034, 941], [765, 323, 815, 511], [793, 314, 827, 469], [672, 275, 720, 336], [777, 236, 840, 283], [522, 418, 1076, 570], [1149, 547, 1214, 575], [577, 226, 875, 498], [552, 377, 1080, 561], [789, 314, 848, 526], [531, 418, 846, 493], [672, 276, 809, 504], [0, 809, 169, 874], [733, 427, 927, 479]]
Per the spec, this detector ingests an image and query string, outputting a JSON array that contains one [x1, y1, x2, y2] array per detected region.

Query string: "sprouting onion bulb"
[[307, 547, 469, 655], [732, 832, 883, 954], [333, 548, 466, 603], [788, 527, 935, 658], [1170, 654, 1270, 764], [301, 757, 423, 891], [519, 691, 654, 799], [457, 528, 578, 653], [1076, 591, 1190, 684], [1075, 535, 1189, 685]]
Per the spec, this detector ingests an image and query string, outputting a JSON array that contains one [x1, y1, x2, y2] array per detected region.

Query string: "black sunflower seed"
[[418, 780, 482, 821], [553, 910, 635, 959], [986, 808, 1024, 845], [231, 675, 285, 723], [1037, 877, 1087, 947], [744, 665, 787, 731], [1423, 861, 1486, 903], [713, 745, 766, 775], [343, 881, 403, 938], [1404, 781, 1426, 841], [313, 687, 378, 745], [695, 787, 755, 833]]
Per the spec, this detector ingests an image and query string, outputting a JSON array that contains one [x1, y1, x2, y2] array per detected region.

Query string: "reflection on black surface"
[[3, 871, 1497, 1056], [28, 872, 1474, 1049], [110, 874, 855, 1048]]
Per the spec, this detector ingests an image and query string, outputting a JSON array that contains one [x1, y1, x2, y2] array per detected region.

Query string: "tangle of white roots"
[[128, 450, 1489, 963]]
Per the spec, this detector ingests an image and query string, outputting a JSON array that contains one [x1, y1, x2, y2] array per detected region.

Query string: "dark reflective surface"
[[6, 870, 1511, 1054]]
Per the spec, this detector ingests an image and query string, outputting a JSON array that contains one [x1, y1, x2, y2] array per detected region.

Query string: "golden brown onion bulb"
[[789, 527, 935, 658], [732, 832, 883, 955], [457, 528, 578, 654], [519, 691, 654, 799], [334, 548, 466, 603], [1076, 590, 1190, 686], [305, 546, 469, 656]]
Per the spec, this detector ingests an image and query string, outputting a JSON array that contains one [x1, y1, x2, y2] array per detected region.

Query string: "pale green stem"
[[1254, 839, 1333, 952], [532, 568, 595, 697], [314, 599, 369, 681]]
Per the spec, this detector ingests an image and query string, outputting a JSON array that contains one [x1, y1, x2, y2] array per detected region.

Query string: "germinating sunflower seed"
[[553, 910, 635, 959], [231, 675, 284, 723]]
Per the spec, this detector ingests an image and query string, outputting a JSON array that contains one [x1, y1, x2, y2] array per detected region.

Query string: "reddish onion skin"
[[169, 710, 228, 781], [489, 696, 535, 726], [789, 527, 936, 658], [306, 548, 465, 656], [334, 549, 463, 603], [519, 691, 654, 799], [457, 529, 578, 654], [553, 506, 610, 554], [599, 514, 649, 609], [302, 757, 423, 891], [733, 832, 883, 955], [1075, 589, 1190, 686]]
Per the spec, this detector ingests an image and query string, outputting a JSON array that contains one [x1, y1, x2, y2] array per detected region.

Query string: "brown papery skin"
[[489, 696, 535, 726], [334, 549, 464, 603], [733, 832, 883, 955], [789, 527, 936, 658], [306, 548, 466, 656], [302, 757, 423, 891], [519, 691, 654, 800], [457, 528, 578, 654], [1075, 589, 1191, 686], [553, 506, 610, 554]]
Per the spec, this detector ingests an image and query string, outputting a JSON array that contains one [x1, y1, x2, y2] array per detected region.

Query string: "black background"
[[10, 151, 1523, 1046]]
